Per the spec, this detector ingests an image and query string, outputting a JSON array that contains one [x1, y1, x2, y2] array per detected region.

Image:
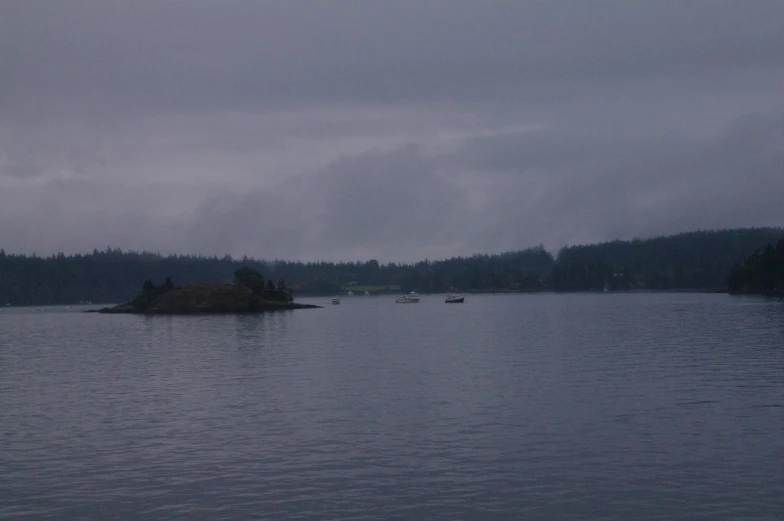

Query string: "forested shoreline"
[[728, 237, 784, 296], [1, 227, 782, 306]]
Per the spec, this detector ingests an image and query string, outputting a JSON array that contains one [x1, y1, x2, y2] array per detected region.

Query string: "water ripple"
[[1, 294, 783, 520]]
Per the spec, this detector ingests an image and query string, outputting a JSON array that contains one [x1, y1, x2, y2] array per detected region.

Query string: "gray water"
[[1, 293, 783, 520]]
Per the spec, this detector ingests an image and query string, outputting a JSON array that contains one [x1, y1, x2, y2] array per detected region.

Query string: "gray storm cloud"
[[1, 1, 782, 261]]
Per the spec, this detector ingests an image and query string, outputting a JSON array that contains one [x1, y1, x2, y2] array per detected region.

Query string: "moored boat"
[[395, 292, 421, 303], [331, 297, 341, 305], [444, 295, 464, 303]]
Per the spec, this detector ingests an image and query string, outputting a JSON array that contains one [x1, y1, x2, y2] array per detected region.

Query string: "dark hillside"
[[1, 227, 781, 305]]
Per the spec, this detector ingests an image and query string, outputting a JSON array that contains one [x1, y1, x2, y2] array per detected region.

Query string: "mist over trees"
[[0, 227, 782, 305]]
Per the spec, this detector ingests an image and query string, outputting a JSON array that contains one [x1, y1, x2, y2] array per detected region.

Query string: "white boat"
[[444, 295, 464, 303], [364, 291, 370, 296], [395, 292, 421, 303], [331, 297, 341, 305], [347, 290, 354, 296]]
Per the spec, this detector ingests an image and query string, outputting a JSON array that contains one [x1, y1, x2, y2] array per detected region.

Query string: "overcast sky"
[[1, 0, 782, 262]]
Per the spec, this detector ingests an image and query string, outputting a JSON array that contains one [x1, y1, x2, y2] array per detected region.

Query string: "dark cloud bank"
[[1, 1, 782, 262]]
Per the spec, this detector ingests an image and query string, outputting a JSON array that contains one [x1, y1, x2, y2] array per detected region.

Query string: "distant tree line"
[[550, 228, 784, 292], [0, 227, 782, 305], [728, 237, 784, 296]]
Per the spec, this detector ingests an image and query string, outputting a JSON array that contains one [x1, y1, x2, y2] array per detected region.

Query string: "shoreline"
[[9, 289, 782, 309]]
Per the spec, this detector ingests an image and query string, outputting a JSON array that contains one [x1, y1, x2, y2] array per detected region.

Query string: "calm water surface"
[[1, 293, 783, 520]]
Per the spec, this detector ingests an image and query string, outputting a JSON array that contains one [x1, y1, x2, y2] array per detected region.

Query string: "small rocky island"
[[94, 268, 320, 314]]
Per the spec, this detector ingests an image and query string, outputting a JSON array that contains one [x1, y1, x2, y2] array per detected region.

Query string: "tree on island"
[[234, 267, 292, 302], [275, 279, 293, 302], [233, 266, 266, 296], [264, 279, 276, 298], [131, 276, 177, 311]]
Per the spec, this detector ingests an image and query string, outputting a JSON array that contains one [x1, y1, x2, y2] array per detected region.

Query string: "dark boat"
[[444, 295, 464, 303]]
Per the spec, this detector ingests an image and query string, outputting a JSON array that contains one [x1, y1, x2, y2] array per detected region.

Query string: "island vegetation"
[[728, 237, 784, 296], [96, 268, 319, 314], [1, 227, 782, 306]]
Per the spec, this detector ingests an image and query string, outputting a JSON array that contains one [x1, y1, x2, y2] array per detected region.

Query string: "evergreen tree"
[[233, 267, 265, 295], [264, 279, 277, 299], [276, 279, 292, 302]]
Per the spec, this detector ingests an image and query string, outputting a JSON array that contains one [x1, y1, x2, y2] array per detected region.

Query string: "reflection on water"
[[1, 294, 783, 520]]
